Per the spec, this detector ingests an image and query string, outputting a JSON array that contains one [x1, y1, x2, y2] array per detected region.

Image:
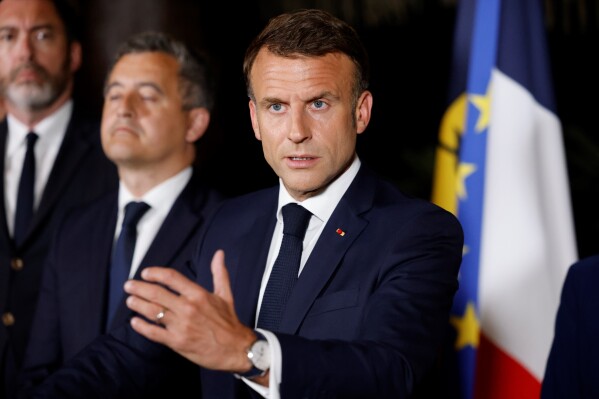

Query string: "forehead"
[[0, 0, 63, 30], [108, 52, 180, 88], [250, 48, 354, 99]]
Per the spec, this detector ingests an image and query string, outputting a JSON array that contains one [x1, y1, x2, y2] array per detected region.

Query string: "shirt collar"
[[118, 166, 192, 212], [277, 156, 361, 223], [6, 100, 73, 152]]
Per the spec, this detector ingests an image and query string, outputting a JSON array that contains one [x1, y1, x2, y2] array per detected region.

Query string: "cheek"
[[100, 113, 111, 131], [38, 51, 67, 71], [100, 129, 111, 154], [0, 59, 13, 77], [323, 130, 355, 162], [260, 137, 275, 159], [259, 134, 282, 170], [101, 107, 117, 128]]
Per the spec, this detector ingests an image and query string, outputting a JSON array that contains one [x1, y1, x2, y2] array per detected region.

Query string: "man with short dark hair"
[[31, 9, 463, 399], [19, 31, 223, 398]]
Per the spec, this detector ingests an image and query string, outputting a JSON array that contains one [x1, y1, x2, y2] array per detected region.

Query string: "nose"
[[288, 109, 311, 143], [15, 35, 34, 62], [116, 94, 135, 118], [117, 108, 133, 118]]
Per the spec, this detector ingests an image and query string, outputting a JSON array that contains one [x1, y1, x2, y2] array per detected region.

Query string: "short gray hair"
[[106, 31, 214, 111]]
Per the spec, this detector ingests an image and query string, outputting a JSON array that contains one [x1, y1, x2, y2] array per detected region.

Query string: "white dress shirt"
[[4, 100, 72, 236], [115, 167, 192, 278], [244, 156, 361, 398]]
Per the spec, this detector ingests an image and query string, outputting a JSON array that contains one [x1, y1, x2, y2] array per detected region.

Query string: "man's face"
[[248, 48, 372, 202], [101, 52, 195, 176], [0, 0, 78, 112]]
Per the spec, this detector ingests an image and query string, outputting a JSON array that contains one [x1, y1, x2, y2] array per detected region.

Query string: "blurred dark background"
[[70, 0, 599, 259]]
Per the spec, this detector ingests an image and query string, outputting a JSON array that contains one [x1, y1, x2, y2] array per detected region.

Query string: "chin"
[[6, 85, 55, 110]]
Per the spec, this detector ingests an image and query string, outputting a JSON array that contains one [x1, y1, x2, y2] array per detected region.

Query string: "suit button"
[[2, 312, 15, 326], [10, 258, 24, 271]]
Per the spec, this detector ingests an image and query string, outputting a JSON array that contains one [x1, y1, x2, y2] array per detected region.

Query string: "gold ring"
[[156, 309, 167, 322]]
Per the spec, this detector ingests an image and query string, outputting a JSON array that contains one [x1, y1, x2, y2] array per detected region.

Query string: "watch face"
[[249, 340, 270, 371]]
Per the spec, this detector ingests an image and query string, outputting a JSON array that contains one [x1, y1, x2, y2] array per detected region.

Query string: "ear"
[[69, 41, 82, 73], [185, 108, 211, 143], [355, 90, 373, 135], [248, 99, 261, 141]]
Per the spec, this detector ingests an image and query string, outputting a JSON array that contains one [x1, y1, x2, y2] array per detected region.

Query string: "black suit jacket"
[[29, 164, 464, 399], [541, 255, 599, 399], [0, 106, 119, 398]]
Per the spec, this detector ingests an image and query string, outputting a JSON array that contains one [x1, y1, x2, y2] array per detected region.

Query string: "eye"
[[141, 95, 158, 102], [139, 87, 161, 102], [107, 94, 122, 102], [313, 100, 325, 109], [104, 89, 122, 102], [270, 103, 283, 112], [33, 29, 53, 42], [0, 30, 16, 43]]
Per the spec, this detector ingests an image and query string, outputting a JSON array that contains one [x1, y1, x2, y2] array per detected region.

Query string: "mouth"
[[12, 64, 45, 83], [111, 125, 138, 136], [290, 156, 313, 161], [286, 155, 317, 168]]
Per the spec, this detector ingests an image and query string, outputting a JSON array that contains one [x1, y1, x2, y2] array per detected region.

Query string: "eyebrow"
[[259, 90, 336, 106], [0, 23, 56, 32], [104, 81, 165, 95]]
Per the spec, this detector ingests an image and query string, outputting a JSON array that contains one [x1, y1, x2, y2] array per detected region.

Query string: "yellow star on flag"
[[450, 301, 480, 350], [456, 162, 476, 199], [462, 244, 469, 256], [469, 84, 492, 133]]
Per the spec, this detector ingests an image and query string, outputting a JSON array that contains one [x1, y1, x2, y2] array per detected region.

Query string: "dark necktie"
[[257, 203, 311, 331], [106, 201, 151, 325], [14, 132, 38, 246]]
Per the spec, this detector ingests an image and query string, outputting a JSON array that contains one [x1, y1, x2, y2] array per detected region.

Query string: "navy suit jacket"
[[0, 106, 119, 397], [30, 164, 463, 399], [541, 255, 599, 399], [19, 171, 223, 397]]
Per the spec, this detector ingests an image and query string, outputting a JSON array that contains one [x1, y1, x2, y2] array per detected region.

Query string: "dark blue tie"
[[257, 203, 311, 331], [14, 132, 38, 246], [106, 201, 150, 325]]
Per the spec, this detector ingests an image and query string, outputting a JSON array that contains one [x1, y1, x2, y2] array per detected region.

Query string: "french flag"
[[431, 0, 578, 397]]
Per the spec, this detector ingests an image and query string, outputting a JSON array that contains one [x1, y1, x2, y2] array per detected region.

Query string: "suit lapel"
[[0, 120, 12, 247], [279, 166, 376, 334], [110, 176, 209, 327], [0, 120, 11, 310], [32, 116, 92, 231], [231, 196, 278, 328], [82, 198, 118, 334], [136, 193, 199, 273]]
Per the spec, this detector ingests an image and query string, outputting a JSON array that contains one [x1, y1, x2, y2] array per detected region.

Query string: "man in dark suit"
[[19, 31, 223, 397], [541, 255, 599, 399], [0, 0, 118, 396], [30, 9, 463, 399]]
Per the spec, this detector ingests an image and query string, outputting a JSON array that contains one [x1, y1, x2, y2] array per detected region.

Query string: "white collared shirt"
[[245, 156, 361, 398], [4, 100, 73, 236], [115, 167, 192, 278]]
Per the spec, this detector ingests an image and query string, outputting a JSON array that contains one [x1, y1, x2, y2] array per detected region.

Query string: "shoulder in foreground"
[[378, 177, 461, 221], [568, 254, 599, 278]]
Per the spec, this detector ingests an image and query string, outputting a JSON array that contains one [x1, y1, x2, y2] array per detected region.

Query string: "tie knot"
[[281, 203, 311, 239], [26, 132, 38, 147], [122, 201, 150, 228]]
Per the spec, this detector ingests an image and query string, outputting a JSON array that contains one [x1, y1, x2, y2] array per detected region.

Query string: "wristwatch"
[[236, 331, 270, 379]]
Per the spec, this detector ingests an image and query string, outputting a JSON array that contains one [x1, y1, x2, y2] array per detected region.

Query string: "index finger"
[[139, 266, 207, 300], [124, 276, 180, 312]]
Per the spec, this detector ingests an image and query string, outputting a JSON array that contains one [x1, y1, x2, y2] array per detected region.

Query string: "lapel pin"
[[336, 228, 345, 237]]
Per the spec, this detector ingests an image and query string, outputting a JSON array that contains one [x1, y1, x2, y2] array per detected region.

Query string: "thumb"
[[211, 249, 233, 304]]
